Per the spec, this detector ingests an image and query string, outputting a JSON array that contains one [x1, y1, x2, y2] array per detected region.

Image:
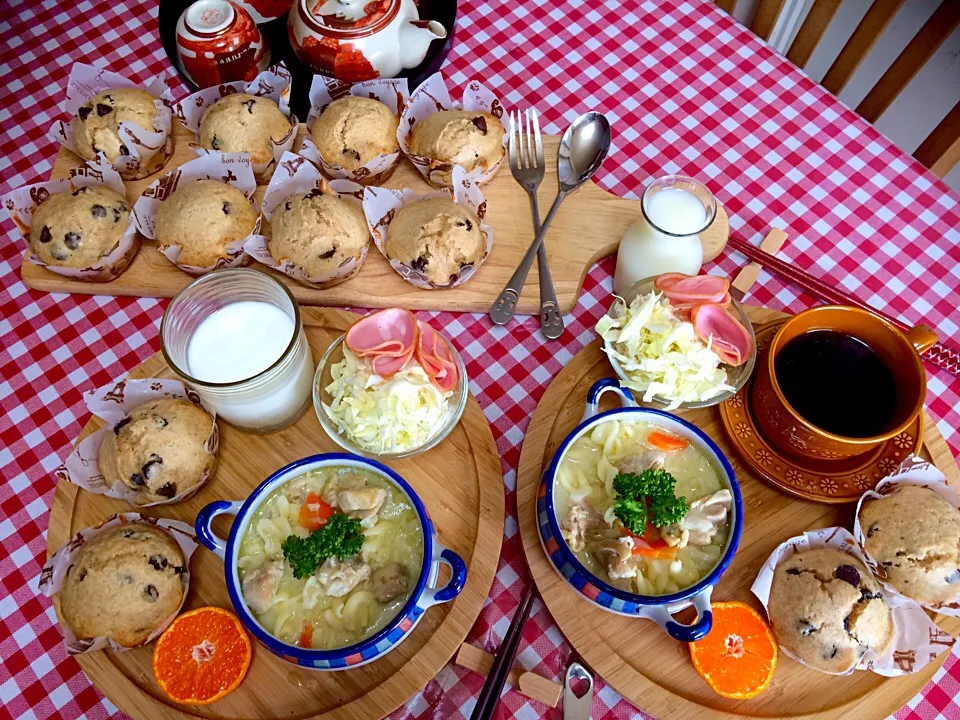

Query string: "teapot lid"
[[303, 0, 400, 36]]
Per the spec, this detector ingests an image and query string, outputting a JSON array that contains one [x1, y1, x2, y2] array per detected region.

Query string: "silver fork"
[[489, 109, 563, 339]]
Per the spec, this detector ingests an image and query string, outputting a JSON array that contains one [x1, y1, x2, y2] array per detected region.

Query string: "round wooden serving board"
[[46, 307, 505, 720], [23, 126, 729, 314], [517, 304, 960, 720]]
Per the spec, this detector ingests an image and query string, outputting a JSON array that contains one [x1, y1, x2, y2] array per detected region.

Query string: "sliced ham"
[[414, 320, 459, 392], [345, 308, 419, 378], [431, 365, 458, 392], [653, 272, 690, 291], [692, 303, 753, 367], [661, 274, 730, 305], [345, 308, 418, 358], [371, 352, 413, 376], [669, 291, 731, 314], [414, 322, 444, 375]]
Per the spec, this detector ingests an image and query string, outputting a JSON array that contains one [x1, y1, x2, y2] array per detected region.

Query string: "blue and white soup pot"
[[196, 453, 467, 669], [537, 378, 743, 642]]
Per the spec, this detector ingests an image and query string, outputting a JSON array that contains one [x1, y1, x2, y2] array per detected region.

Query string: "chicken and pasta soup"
[[238, 466, 423, 650], [554, 418, 732, 596]]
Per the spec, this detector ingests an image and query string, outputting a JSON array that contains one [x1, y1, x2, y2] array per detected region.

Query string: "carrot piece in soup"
[[298, 493, 334, 531], [648, 430, 689, 452]]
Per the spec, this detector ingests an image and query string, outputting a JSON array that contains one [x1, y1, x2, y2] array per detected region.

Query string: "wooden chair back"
[[715, 0, 960, 178]]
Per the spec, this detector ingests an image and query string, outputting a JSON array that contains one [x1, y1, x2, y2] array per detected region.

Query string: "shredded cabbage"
[[596, 291, 733, 410], [323, 347, 452, 453]]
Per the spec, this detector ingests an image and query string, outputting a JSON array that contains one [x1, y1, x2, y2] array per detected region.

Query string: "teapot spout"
[[399, 20, 447, 70]]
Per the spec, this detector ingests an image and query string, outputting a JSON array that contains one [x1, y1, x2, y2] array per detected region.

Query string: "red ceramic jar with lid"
[[176, 0, 270, 88]]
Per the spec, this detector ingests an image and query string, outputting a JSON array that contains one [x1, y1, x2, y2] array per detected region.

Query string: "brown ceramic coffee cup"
[[751, 306, 935, 461]]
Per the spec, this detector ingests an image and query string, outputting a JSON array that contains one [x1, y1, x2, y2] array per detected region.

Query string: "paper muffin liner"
[[133, 152, 260, 275], [1, 158, 140, 282], [55, 378, 219, 507], [751, 526, 953, 676], [50, 63, 174, 180], [171, 63, 298, 184], [38, 513, 198, 654], [243, 152, 367, 289], [299, 76, 408, 185], [853, 454, 960, 616], [362, 165, 493, 289], [397, 73, 507, 189]]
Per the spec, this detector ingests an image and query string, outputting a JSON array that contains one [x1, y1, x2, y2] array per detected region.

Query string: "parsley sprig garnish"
[[612, 468, 687, 535], [281, 513, 364, 579]]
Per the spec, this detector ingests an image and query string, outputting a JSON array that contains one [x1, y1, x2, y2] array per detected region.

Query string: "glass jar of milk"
[[613, 175, 718, 296], [161, 269, 314, 434]]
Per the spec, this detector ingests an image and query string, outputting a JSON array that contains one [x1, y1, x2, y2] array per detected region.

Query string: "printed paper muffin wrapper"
[[243, 152, 367, 289], [56, 378, 219, 507], [133, 152, 260, 275], [299, 76, 408, 185], [172, 63, 297, 184], [854, 454, 960, 616], [38, 513, 198, 654], [50, 63, 173, 180], [397, 73, 507, 189], [751, 527, 953, 676], [1, 159, 140, 282], [362, 165, 493, 290]]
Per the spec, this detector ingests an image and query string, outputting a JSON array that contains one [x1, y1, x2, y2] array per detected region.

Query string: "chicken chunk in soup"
[[238, 467, 423, 649], [554, 419, 732, 596]]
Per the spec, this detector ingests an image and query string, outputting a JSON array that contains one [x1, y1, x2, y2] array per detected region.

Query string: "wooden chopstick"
[[470, 586, 535, 720], [726, 234, 960, 377]]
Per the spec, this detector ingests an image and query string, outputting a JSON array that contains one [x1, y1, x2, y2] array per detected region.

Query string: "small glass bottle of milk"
[[613, 175, 718, 297], [161, 269, 314, 434]]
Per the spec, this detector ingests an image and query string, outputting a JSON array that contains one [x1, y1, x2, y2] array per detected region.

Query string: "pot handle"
[[905, 324, 937, 354], [639, 585, 714, 642], [582, 378, 637, 422], [195, 500, 243, 560], [420, 541, 467, 608]]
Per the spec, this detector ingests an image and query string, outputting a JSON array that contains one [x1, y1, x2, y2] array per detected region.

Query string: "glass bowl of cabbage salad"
[[596, 277, 756, 411], [313, 334, 468, 458]]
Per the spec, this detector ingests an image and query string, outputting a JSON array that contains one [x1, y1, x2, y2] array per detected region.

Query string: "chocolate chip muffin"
[[29, 186, 131, 269], [155, 179, 257, 267], [410, 110, 504, 184], [198, 93, 292, 170], [59, 524, 186, 647], [860, 485, 960, 605], [99, 398, 217, 505], [72, 88, 169, 179], [311, 96, 399, 171], [386, 197, 484, 286], [269, 188, 369, 278], [769, 549, 893, 673]]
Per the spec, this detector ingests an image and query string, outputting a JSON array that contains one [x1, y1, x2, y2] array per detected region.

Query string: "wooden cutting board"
[[516, 305, 960, 720], [23, 125, 729, 314], [45, 307, 505, 720]]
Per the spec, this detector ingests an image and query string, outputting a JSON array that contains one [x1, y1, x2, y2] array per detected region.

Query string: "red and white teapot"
[[288, 0, 446, 81]]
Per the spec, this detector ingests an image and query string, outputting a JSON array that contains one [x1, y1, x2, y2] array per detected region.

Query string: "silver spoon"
[[490, 112, 612, 335]]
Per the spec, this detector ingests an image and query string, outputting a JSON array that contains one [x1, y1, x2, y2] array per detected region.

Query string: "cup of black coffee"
[[751, 306, 935, 461]]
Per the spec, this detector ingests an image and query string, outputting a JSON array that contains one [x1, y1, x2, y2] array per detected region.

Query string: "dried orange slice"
[[689, 601, 777, 700], [152, 607, 252, 705]]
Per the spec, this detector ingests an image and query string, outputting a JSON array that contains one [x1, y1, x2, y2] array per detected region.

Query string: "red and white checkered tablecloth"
[[2, 0, 959, 717]]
